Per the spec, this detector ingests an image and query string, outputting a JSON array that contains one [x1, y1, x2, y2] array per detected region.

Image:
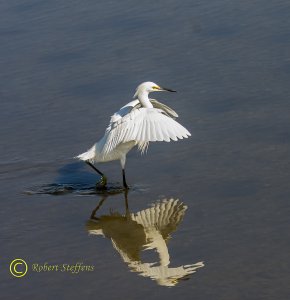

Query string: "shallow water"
[[1, 1, 290, 299]]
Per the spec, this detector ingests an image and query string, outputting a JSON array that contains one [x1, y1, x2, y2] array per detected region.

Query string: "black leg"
[[86, 161, 107, 187], [85, 161, 104, 176], [122, 169, 129, 189]]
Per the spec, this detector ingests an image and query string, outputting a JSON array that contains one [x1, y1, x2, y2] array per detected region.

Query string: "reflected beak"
[[160, 86, 177, 92]]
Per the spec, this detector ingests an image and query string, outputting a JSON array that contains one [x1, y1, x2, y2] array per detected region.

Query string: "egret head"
[[134, 82, 176, 98]]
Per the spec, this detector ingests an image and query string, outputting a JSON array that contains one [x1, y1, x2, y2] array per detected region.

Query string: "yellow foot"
[[100, 175, 107, 186], [96, 175, 107, 189]]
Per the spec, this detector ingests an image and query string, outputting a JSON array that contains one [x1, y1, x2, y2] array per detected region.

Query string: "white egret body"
[[76, 82, 191, 188]]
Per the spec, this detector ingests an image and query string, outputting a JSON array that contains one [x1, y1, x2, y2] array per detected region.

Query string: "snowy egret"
[[76, 81, 191, 188]]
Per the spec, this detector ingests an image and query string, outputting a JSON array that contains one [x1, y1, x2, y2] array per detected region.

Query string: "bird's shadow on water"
[[25, 162, 147, 196]]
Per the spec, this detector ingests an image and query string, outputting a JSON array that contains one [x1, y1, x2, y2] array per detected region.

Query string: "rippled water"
[[1, 1, 290, 299]]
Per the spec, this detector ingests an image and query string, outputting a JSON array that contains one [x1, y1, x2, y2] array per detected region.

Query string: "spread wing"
[[109, 99, 178, 124], [102, 107, 191, 155], [149, 99, 178, 118]]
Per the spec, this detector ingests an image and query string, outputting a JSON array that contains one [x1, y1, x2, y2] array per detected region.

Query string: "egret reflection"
[[86, 192, 204, 287]]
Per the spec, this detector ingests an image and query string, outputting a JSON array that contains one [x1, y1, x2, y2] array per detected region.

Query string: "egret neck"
[[137, 91, 153, 108]]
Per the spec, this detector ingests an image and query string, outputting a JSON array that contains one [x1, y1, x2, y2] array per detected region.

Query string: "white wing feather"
[[102, 108, 191, 155]]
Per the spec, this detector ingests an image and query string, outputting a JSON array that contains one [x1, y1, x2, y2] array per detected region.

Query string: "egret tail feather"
[[76, 145, 96, 162]]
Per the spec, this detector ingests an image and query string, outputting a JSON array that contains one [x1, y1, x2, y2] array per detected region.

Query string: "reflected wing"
[[132, 199, 187, 240], [102, 108, 191, 155]]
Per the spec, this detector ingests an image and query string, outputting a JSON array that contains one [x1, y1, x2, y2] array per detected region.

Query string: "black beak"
[[161, 87, 177, 92]]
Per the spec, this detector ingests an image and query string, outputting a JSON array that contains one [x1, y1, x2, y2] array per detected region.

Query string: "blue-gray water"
[[1, 0, 289, 299]]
